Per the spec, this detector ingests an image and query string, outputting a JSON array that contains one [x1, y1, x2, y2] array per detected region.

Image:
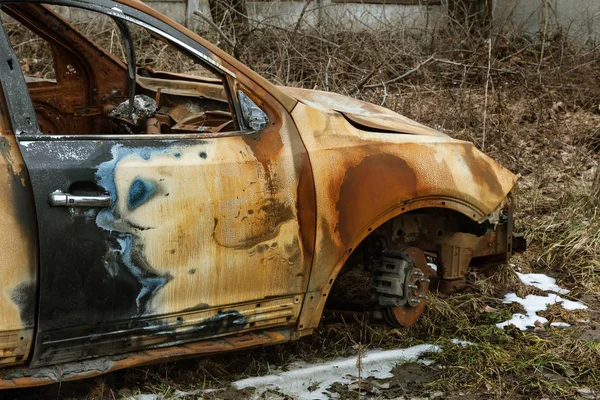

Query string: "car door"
[[0, 86, 37, 368], [0, 2, 315, 367]]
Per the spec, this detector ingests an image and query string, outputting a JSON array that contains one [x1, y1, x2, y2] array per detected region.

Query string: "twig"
[[292, 0, 313, 38], [433, 58, 518, 74], [364, 55, 435, 89], [482, 38, 492, 152], [380, 82, 388, 107], [227, 6, 341, 48], [352, 64, 382, 93], [13, 37, 43, 48], [324, 55, 331, 91], [193, 10, 235, 48], [593, 160, 600, 206], [537, 0, 549, 82], [356, 342, 363, 400]]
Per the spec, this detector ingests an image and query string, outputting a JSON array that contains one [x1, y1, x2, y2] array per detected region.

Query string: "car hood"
[[280, 87, 448, 137]]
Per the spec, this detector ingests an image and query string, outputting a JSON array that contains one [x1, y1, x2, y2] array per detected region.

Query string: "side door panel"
[[0, 23, 38, 367], [0, 105, 37, 367], [19, 128, 312, 366]]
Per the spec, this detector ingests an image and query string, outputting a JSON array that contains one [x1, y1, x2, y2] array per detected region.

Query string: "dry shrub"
[[2, 6, 600, 399]]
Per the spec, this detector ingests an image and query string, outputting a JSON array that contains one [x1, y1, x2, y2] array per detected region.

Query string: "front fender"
[[292, 102, 517, 328]]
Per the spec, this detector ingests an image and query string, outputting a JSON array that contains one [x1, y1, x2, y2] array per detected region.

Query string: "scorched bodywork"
[[0, 0, 521, 388]]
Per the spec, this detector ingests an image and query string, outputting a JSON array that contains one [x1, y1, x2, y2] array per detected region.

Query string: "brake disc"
[[373, 247, 430, 327]]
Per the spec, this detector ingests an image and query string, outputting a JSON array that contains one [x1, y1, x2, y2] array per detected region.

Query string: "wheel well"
[[327, 207, 489, 303]]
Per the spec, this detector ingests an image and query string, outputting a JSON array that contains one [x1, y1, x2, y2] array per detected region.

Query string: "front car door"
[[0, 0, 315, 367]]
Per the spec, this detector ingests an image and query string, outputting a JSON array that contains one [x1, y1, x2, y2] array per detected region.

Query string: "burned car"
[[0, 0, 522, 389]]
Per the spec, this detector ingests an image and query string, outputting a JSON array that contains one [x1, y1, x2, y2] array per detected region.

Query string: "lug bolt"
[[420, 279, 431, 283], [418, 295, 428, 299], [410, 298, 421, 304], [408, 284, 418, 289]]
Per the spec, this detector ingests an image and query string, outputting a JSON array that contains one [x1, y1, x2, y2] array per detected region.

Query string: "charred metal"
[[0, 0, 522, 389]]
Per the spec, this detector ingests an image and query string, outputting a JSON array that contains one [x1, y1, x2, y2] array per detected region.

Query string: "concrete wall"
[[146, 0, 446, 31], [59, 0, 595, 44], [244, 1, 445, 30], [494, 0, 600, 43]]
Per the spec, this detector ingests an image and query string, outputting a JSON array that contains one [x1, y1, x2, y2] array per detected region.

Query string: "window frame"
[[1, 11, 58, 83], [0, 0, 263, 141]]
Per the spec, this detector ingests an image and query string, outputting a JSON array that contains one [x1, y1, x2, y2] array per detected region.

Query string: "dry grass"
[[1, 5, 600, 400]]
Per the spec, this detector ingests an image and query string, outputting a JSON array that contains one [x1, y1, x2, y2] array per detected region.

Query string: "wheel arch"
[[296, 197, 488, 330]]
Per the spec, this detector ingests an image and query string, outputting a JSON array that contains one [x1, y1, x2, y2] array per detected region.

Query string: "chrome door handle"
[[49, 192, 112, 207]]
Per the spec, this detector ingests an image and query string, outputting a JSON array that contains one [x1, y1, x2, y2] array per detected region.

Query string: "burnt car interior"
[[1, 2, 244, 136]]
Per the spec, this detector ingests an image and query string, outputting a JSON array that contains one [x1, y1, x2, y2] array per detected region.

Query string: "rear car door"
[[0, 1, 314, 367]]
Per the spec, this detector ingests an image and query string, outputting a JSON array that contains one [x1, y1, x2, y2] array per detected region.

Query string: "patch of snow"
[[560, 298, 588, 310], [550, 322, 571, 328], [497, 312, 545, 330], [516, 272, 570, 294], [233, 344, 441, 400], [126, 395, 160, 400], [427, 263, 438, 272], [496, 293, 587, 330], [451, 338, 474, 346]]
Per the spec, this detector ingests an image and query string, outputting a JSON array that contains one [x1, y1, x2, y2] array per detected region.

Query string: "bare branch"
[[193, 10, 236, 48], [364, 55, 435, 89]]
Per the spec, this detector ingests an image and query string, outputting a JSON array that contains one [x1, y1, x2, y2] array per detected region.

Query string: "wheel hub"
[[405, 267, 429, 307], [372, 247, 430, 327]]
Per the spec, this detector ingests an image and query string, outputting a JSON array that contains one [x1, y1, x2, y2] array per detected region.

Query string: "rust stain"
[[242, 89, 284, 173], [337, 153, 418, 246], [0, 330, 290, 389], [296, 151, 317, 263], [104, 137, 305, 314], [291, 101, 517, 329], [463, 144, 508, 200], [0, 92, 37, 367]]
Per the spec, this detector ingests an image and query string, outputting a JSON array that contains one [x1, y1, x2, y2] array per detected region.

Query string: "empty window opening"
[[2, 10, 56, 81], [1, 3, 235, 136]]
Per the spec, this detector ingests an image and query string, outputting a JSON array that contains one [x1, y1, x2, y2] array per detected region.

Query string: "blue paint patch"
[[128, 178, 157, 210], [95, 145, 158, 214], [94, 144, 176, 315], [116, 236, 168, 314]]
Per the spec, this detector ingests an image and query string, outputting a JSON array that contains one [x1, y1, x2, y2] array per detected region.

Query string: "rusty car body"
[[0, 0, 521, 389]]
